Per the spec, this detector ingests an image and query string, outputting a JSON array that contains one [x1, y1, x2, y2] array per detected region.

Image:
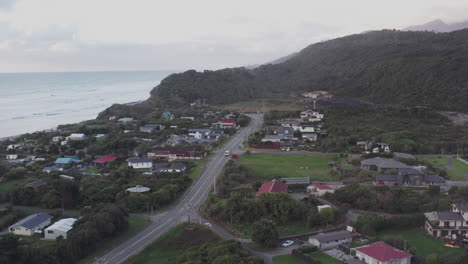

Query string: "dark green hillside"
[[101, 29, 468, 117]]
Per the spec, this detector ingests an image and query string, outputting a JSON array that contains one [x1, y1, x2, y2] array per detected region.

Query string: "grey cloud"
[[0, 0, 16, 9]]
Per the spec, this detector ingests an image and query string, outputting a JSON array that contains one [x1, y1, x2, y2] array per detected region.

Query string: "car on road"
[[282, 240, 294, 247], [224, 150, 230, 157]]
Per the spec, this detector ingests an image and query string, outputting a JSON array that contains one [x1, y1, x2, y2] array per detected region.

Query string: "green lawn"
[[306, 252, 343, 264], [418, 156, 448, 166], [230, 220, 317, 238], [0, 178, 30, 192], [190, 162, 206, 180], [453, 159, 468, 174], [447, 169, 467, 180], [273, 255, 307, 264], [80, 217, 149, 264], [239, 154, 338, 181], [124, 223, 220, 264], [378, 229, 465, 257], [83, 167, 99, 174]]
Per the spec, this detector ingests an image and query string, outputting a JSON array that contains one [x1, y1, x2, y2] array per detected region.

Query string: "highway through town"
[[95, 113, 263, 264]]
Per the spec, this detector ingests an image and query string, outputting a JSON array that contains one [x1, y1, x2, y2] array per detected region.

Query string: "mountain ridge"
[[404, 19, 468, 32]]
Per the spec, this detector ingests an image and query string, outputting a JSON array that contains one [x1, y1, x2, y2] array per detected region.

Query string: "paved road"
[[95, 114, 263, 264]]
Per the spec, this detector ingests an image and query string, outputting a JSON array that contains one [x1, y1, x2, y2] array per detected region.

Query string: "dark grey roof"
[[127, 157, 152, 163], [170, 163, 187, 170], [399, 168, 423, 175], [455, 204, 468, 212], [278, 127, 295, 135], [153, 162, 170, 169], [375, 174, 398, 181], [27, 179, 47, 187], [436, 212, 464, 221], [10, 213, 52, 229], [423, 175, 446, 183], [310, 230, 352, 243]]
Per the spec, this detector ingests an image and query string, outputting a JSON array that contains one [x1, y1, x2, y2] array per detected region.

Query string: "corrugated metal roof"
[[45, 218, 77, 233]]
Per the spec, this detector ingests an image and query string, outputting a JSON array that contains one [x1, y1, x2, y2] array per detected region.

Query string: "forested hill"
[[103, 29, 468, 116]]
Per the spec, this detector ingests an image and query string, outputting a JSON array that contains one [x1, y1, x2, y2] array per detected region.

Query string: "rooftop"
[[312, 184, 333, 190], [126, 185, 151, 193], [355, 242, 412, 262], [10, 213, 53, 229], [94, 156, 118, 163], [309, 230, 352, 243], [127, 157, 152, 163], [256, 180, 288, 196], [45, 218, 77, 233], [361, 157, 408, 169]]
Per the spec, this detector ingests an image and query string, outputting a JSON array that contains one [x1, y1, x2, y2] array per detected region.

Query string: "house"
[[261, 135, 284, 143], [95, 134, 106, 138], [118, 117, 134, 123], [300, 110, 324, 121], [59, 175, 75, 181], [61, 140, 68, 146], [55, 156, 81, 167], [67, 133, 86, 141], [308, 230, 352, 250], [153, 162, 187, 173], [277, 127, 295, 136], [352, 242, 412, 264], [25, 180, 48, 192], [126, 185, 151, 194], [43, 166, 63, 173], [6, 154, 18, 160], [281, 177, 311, 185], [140, 124, 165, 133], [307, 184, 334, 196], [188, 129, 211, 139], [180, 116, 195, 121], [7, 144, 23, 150], [44, 218, 77, 240], [94, 156, 118, 167], [207, 132, 223, 140], [9, 213, 53, 236], [302, 133, 318, 141], [218, 120, 237, 128], [52, 136, 63, 142], [360, 158, 408, 172], [373, 169, 446, 187], [127, 157, 153, 169], [295, 125, 316, 133], [424, 203, 468, 238], [256, 180, 288, 196], [203, 111, 216, 118], [148, 147, 203, 161], [278, 120, 300, 128]]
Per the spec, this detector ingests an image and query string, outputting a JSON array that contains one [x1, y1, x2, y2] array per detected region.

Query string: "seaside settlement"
[[1, 90, 468, 264]]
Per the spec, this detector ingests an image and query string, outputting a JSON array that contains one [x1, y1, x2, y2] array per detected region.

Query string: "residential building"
[[161, 112, 174, 120], [126, 185, 151, 194], [153, 162, 187, 173], [94, 156, 118, 168], [393, 152, 415, 160], [188, 129, 211, 139], [300, 110, 324, 121], [307, 184, 334, 196], [317, 205, 332, 212], [140, 124, 165, 133], [360, 157, 408, 172], [59, 175, 75, 181], [302, 133, 318, 141], [295, 125, 316, 133], [373, 168, 446, 187], [25, 179, 48, 192], [6, 154, 18, 160], [127, 157, 153, 169], [308, 230, 352, 250], [218, 120, 237, 128], [278, 120, 300, 128], [180, 116, 195, 121], [67, 133, 86, 141], [256, 180, 288, 196], [118, 117, 134, 123], [52, 136, 63, 142], [261, 135, 285, 143], [148, 147, 203, 161], [281, 177, 310, 185], [44, 218, 77, 240], [55, 156, 81, 167], [352, 242, 412, 264], [96, 134, 106, 138], [424, 203, 468, 238], [7, 144, 23, 150], [277, 127, 295, 136], [9, 213, 53, 236]]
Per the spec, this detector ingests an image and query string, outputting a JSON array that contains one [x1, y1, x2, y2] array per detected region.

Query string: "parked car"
[[224, 150, 230, 157], [282, 240, 294, 247]]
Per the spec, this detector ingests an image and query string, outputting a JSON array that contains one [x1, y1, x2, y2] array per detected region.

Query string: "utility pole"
[[147, 201, 150, 222], [186, 202, 191, 223]]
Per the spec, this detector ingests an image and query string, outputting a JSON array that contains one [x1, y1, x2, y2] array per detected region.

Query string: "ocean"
[[0, 71, 174, 138]]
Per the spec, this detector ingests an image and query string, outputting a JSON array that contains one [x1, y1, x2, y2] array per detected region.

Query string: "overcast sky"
[[0, 0, 467, 73]]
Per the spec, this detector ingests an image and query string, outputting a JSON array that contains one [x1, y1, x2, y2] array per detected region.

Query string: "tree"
[[319, 207, 335, 225], [251, 219, 278, 247], [427, 185, 440, 197]]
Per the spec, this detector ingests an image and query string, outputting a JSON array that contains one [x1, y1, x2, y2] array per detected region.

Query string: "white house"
[[67, 133, 86, 141], [9, 213, 53, 236], [300, 110, 324, 121], [6, 154, 18, 160], [127, 157, 153, 169], [61, 140, 68, 146], [307, 185, 335, 196], [302, 133, 318, 141], [44, 218, 77, 240], [352, 242, 412, 264], [308, 230, 352, 250], [126, 185, 151, 194], [7, 144, 23, 150], [188, 129, 211, 139], [180, 116, 195, 121]]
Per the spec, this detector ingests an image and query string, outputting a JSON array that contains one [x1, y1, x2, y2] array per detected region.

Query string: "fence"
[[458, 157, 468, 165], [249, 144, 280, 149]]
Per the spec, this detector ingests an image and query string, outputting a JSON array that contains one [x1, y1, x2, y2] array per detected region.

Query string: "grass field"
[[190, 162, 206, 180], [273, 255, 306, 264], [378, 229, 465, 257], [306, 252, 343, 264], [454, 159, 468, 174], [0, 178, 30, 192], [447, 169, 467, 180], [124, 223, 220, 264], [239, 154, 338, 181], [80, 217, 150, 264]]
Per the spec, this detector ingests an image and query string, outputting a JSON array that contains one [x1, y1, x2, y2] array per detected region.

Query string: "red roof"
[[312, 184, 333, 190], [219, 120, 236, 124], [256, 180, 288, 196], [94, 156, 118, 163], [356, 242, 412, 262]]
